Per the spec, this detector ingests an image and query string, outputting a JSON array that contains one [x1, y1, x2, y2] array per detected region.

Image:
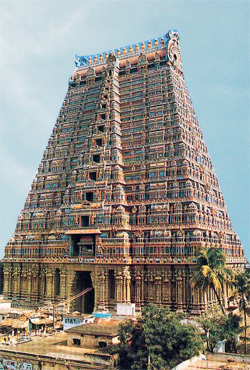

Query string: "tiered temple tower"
[[3, 30, 246, 314]]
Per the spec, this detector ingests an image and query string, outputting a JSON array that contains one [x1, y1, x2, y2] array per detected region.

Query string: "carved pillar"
[[135, 274, 142, 307], [163, 269, 172, 307], [3, 264, 12, 299], [181, 269, 186, 310], [12, 268, 18, 294], [59, 268, 68, 301], [98, 270, 106, 308], [140, 270, 145, 306], [155, 274, 162, 305], [50, 269, 56, 301], [147, 271, 154, 303], [122, 272, 126, 303], [126, 271, 131, 303], [66, 270, 77, 312], [90, 270, 97, 311], [30, 265, 39, 305], [115, 270, 123, 303], [122, 267, 131, 303], [3, 266, 9, 298], [104, 270, 109, 308], [185, 267, 191, 312], [26, 267, 32, 303], [39, 266, 46, 303], [191, 286, 201, 315], [175, 269, 183, 312], [45, 269, 53, 300]]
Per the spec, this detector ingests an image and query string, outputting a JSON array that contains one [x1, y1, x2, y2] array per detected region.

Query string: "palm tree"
[[229, 271, 250, 355], [191, 246, 234, 316]]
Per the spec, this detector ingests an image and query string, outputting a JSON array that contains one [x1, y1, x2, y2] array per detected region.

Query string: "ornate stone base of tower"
[[3, 260, 239, 314]]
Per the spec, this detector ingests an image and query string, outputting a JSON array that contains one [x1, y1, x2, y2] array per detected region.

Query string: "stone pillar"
[[115, 270, 123, 303], [45, 269, 53, 300], [181, 269, 186, 310], [191, 287, 202, 315], [175, 269, 183, 312], [20, 265, 27, 303], [66, 270, 77, 312], [155, 274, 162, 305], [163, 269, 172, 307], [147, 271, 154, 303], [98, 270, 106, 309], [31, 265, 39, 306], [104, 270, 109, 308], [50, 268, 56, 301], [3, 264, 12, 299], [39, 266, 46, 304], [135, 275, 141, 307], [125, 270, 131, 303], [12, 265, 21, 302], [190, 268, 202, 315], [27, 267, 32, 303], [59, 268, 68, 301]]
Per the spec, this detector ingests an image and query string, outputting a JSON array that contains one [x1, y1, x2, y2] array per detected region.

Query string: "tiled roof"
[[65, 320, 119, 336]]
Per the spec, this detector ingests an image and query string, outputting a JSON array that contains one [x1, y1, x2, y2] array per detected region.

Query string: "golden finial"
[[135, 44, 139, 52], [154, 39, 158, 47], [123, 47, 127, 55], [161, 37, 165, 46], [105, 52, 109, 60], [141, 42, 145, 51], [94, 55, 98, 63], [117, 49, 121, 57], [88, 56, 92, 64], [147, 40, 152, 49], [129, 46, 133, 54], [100, 54, 104, 62]]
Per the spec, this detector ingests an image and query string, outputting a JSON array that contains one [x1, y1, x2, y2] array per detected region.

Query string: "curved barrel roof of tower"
[[75, 29, 179, 69]]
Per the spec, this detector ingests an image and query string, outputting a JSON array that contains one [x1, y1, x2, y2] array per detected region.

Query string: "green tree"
[[229, 270, 250, 354], [199, 307, 241, 353], [112, 304, 203, 370], [191, 246, 233, 316]]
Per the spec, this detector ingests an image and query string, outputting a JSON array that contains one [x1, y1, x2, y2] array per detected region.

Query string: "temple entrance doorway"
[[73, 271, 94, 314]]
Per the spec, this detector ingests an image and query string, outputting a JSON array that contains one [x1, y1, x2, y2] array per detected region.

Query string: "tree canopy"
[[112, 304, 203, 370], [198, 306, 241, 353], [191, 246, 233, 316], [230, 270, 250, 354]]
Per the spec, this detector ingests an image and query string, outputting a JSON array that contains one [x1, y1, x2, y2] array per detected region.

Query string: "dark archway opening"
[[54, 268, 60, 296], [108, 270, 115, 300], [73, 271, 94, 314]]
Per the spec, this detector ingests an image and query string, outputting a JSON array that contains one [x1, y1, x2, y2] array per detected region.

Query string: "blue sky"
[[0, 1, 249, 261]]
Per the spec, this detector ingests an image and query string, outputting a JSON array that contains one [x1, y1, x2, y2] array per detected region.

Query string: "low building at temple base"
[[0, 331, 118, 370], [66, 318, 119, 349]]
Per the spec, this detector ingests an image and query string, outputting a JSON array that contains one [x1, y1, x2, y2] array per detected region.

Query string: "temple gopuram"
[[3, 30, 246, 314]]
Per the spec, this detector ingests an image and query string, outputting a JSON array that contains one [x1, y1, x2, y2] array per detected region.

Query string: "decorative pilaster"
[[59, 267, 68, 301], [3, 264, 12, 300], [175, 269, 184, 312], [155, 273, 162, 305], [163, 269, 172, 307], [115, 270, 123, 303], [124, 268, 131, 303], [31, 264, 39, 305], [39, 265, 46, 304], [97, 270, 106, 309]]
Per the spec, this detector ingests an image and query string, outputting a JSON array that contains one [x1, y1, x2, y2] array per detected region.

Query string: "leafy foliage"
[[199, 306, 241, 353], [230, 270, 250, 354], [112, 304, 203, 370], [191, 247, 233, 316]]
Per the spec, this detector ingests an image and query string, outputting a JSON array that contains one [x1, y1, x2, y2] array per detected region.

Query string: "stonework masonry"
[[3, 30, 246, 314]]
